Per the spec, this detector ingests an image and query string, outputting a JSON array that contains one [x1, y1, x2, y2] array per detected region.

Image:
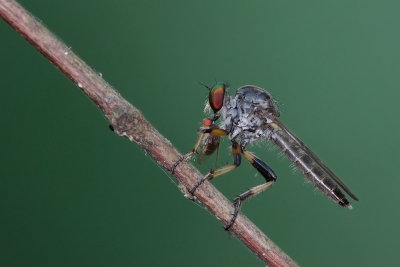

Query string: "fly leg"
[[224, 150, 277, 230], [170, 132, 205, 174], [170, 126, 228, 173], [189, 140, 241, 194]]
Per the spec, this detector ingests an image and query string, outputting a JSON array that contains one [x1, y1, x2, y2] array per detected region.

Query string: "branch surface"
[[0, 0, 298, 266]]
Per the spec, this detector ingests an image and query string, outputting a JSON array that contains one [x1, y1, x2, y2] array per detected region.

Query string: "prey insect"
[[172, 81, 358, 230]]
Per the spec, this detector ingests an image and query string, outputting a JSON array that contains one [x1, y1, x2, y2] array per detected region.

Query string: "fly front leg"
[[224, 150, 277, 230], [170, 123, 228, 174], [170, 132, 205, 174], [189, 140, 241, 194]]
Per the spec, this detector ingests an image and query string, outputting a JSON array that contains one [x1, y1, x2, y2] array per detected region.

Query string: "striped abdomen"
[[268, 121, 353, 208]]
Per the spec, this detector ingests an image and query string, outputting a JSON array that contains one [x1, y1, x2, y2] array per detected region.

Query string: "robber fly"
[[172, 81, 358, 230]]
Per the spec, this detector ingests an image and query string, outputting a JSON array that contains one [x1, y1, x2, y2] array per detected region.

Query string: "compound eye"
[[209, 82, 226, 112]]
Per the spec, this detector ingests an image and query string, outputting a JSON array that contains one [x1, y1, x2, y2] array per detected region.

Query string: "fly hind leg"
[[224, 150, 277, 230]]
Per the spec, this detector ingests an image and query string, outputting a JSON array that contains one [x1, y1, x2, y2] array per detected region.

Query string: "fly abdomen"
[[268, 121, 351, 208]]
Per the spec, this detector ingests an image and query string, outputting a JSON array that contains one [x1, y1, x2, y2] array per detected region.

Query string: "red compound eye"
[[209, 82, 226, 112]]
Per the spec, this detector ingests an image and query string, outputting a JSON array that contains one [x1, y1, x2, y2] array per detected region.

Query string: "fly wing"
[[273, 120, 359, 201]]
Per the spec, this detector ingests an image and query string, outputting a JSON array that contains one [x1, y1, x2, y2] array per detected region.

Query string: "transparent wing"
[[274, 120, 359, 201]]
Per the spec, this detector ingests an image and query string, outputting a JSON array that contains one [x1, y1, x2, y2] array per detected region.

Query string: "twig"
[[0, 0, 298, 266]]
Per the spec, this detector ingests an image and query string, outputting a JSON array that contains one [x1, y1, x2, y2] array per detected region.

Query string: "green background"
[[1, 1, 398, 266]]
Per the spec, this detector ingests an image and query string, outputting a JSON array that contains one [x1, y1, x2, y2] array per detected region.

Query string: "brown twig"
[[0, 0, 298, 266]]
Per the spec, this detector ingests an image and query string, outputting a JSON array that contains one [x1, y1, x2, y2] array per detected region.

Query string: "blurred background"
[[1, 1, 399, 266]]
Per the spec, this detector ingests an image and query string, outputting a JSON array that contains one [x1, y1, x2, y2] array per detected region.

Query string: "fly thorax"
[[226, 85, 280, 144], [219, 96, 237, 134]]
